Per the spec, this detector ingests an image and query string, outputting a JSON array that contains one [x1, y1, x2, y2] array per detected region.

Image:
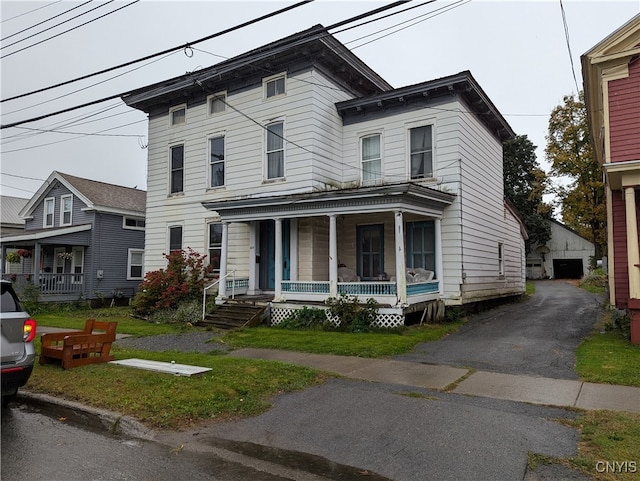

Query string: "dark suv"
[[1, 280, 36, 407]]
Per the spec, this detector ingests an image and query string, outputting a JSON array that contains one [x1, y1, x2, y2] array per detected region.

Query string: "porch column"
[[625, 187, 640, 298], [217, 222, 229, 300], [329, 214, 338, 298], [33, 243, 42, 283], [1, 246, 5, 276], [435, 218, 444, 295], [274, 218, 283, 301], [248, 222, 257, 294], [395, 210, 407, 306]]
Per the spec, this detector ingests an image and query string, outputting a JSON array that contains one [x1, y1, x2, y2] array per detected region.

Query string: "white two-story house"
[[122, 25, 526, 327]]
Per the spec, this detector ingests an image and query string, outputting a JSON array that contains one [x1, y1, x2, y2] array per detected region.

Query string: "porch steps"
[[201, 303, 267, 330]]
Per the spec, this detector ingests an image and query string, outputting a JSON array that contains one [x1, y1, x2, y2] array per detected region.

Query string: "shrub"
[[277, 306, 332, 330], [149, 299, 202, 327], [326, 295, 378, 333], [131, 248, 213, 316]]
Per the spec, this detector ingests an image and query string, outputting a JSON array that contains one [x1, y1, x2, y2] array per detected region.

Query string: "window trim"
[[127, 248, 145, 280], [168, 224, 183, 253], [44, 197, 55, 228], [408, 123, 435, 180], [265, 120, 285, 181], [123, 216, 146, 231], [360, 132, 383, 186], [264, 73, 286, 99], [498, 242, 505, 276], [208, 133, 226, 189], [207, 92, 227, 115], [169, 143, 185, 195], [169, 104, 186, 126], [60, 194, 73, 226], [207, 222, 223, 276]]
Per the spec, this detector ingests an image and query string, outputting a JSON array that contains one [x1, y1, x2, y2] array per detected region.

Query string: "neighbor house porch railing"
[[2, 273, 84, 296], [280, 280, 439, 305]]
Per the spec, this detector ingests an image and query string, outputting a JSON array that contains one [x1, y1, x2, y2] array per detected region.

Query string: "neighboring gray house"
[[526, 219, 596, 279], [1, 195, 29, 275], [122, 25, 526, 326], [0, 171, 146, 303]]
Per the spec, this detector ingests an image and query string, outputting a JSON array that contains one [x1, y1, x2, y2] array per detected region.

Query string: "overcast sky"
[[1, 0, 638, 206]]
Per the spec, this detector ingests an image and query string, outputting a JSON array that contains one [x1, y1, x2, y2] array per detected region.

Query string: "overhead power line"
[[0, 0, 410, 129], [1, 0, 93, 43], [1, 0, 139, 59], [1, 0, 315, 103], [1, 0, 61, 24], [559, 0, 580, 94]]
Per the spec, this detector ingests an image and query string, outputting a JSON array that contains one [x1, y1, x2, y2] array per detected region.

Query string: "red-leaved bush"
[[132, 248, 213, 315]]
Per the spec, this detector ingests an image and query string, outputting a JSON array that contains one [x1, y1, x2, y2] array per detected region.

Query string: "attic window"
[[265, 74, 286, 98], [123, 217, 145, 230], [209, 93, 226, 114], [170, 105, 186, 126]]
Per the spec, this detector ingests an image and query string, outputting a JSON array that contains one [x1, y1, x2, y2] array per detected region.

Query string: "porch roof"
[[0, 224, 92, 244], [202, 182, 456, 222]]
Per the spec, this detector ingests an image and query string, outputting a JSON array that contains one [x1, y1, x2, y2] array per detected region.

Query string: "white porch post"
[[274, 218, 283, 301], [329, 214, 338, 298], [625, 187, 640, 298], [217, 222, 229, 300], [395, 210, 407, 306], [435, 218, 444, 295], [33, 243, 41, 282], [248, 222, 257, 294]]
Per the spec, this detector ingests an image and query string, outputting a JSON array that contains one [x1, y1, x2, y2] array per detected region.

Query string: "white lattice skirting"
[[270, 306, 404, 328]]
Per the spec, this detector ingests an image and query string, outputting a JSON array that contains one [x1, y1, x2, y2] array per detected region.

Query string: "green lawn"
[[223, 322, 463, 358], [576, 329, 640, 387]]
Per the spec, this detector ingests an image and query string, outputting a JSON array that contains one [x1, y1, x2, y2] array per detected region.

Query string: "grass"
[[223, 321, 464, 358], [27, 341, 323, 430], [576, 329, 640, 387]]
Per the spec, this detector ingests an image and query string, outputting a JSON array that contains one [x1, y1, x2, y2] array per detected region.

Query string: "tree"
[[545, 92, 606, 259], [503, 134, 553, 252]]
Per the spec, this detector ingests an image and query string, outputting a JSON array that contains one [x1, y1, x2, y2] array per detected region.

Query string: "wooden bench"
[[40, 319, 118, 369]]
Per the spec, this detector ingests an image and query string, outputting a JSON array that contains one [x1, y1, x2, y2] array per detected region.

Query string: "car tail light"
[[23, 318, 36, 342]]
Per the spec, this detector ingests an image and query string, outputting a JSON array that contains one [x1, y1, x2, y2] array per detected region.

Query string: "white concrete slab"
[[110, 358, 212, 377], [454, 371, 583, 407], [575, 382, 640, 413]]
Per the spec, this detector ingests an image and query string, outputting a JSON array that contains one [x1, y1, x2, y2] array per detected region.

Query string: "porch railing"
[[2, 273, 84, 296], [280, 280, 439, 305], [202, 271, 251, 321]]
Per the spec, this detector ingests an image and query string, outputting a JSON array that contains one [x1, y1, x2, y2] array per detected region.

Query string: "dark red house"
[[582, 14, 640, 344]]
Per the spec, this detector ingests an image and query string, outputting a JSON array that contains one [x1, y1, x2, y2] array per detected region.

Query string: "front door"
[[259, 220, 290, 290]]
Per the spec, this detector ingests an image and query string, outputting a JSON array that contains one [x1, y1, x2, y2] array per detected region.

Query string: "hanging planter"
[[58, 252, 74, 260], [17, 249, 32, 258], [5, 252, 21, 264]]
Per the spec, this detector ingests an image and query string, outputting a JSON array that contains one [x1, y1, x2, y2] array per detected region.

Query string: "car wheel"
[[1, 393, 17, 408]]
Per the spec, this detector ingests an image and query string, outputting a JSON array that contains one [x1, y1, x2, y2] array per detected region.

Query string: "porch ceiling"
[[202, 182, 455, 222]]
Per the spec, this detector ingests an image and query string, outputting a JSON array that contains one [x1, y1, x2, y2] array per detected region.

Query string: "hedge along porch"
[[203, 183, 455, 327]]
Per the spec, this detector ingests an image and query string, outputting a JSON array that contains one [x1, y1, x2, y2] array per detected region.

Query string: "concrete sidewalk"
[[228, 348, 640, 414]]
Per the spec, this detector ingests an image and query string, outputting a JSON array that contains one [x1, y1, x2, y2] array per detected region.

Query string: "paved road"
[[397, 280, 604, 379]]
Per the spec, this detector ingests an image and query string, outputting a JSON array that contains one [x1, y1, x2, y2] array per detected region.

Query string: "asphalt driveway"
[[396, 280, 605, 379]]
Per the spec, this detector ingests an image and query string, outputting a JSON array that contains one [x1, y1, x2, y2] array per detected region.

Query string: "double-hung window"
[[266, 121, 284, 179], [170, 144, 184, 194], [60, 194, 72, 226], [209, 135, 225, 188], [406, 221, 435, 272], [170, 105, 186, 126], [498, 243, 504, 276], [44, 197, 55, 228], [169, 225, 183, 252], [127, 249, 144, 280], [410, 125, 433, 179], [208, 223, 223, 275], [209, 93, 226, 114], [265, 75, 285, 98], [361, 134, 381, 184]]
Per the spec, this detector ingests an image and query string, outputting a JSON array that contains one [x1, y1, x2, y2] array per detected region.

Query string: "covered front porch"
[[204, 183, 455, 325], [1, 225, 91, 301]]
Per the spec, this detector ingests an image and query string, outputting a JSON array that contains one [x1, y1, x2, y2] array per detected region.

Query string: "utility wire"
[[1, 0, 93, 43], [559, 0, 580, 94], [0, 0, 409, 129], [1, 0, 61, 23], [1, 0, 315, 102], [1, 0, 138, 59]]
